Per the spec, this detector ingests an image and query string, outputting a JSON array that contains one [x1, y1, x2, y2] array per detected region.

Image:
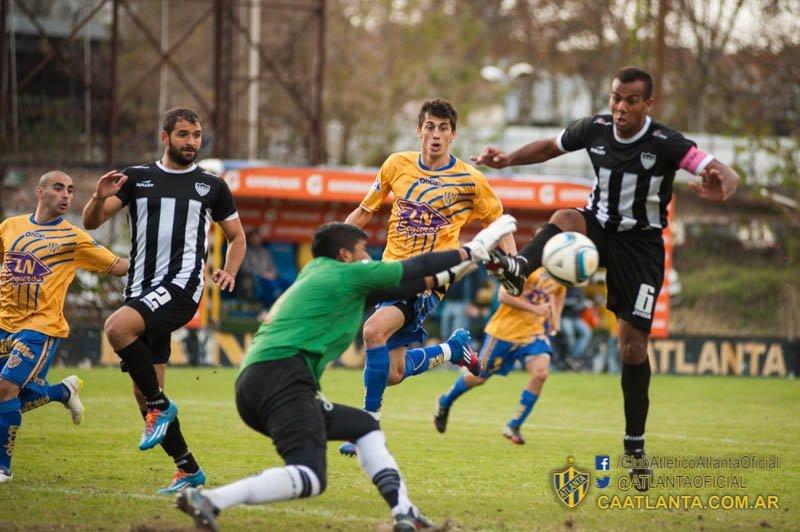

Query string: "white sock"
[[203, 465, 321, 510], [440, 342, 452, 362], [356, 430, 412, 515]]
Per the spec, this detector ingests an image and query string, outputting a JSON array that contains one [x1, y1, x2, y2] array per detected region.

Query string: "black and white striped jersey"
[[557, 114, 708, 232], [116, 161, 238, 302]]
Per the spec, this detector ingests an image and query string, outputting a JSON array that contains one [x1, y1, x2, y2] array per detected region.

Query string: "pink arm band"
[[679, 146, 714, 174]]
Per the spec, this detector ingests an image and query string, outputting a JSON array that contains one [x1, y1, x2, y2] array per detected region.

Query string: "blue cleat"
[[157, 468, 207, 494], [139, 402, 178, 451], [339, 441, 357, 457], [447, 329, 481, 376]]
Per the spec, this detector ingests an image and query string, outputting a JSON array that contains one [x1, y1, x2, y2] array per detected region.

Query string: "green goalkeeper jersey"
[[240, 257, 403, 386]]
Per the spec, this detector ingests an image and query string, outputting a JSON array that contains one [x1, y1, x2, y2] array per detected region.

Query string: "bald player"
[[0, 171, 129, 482]]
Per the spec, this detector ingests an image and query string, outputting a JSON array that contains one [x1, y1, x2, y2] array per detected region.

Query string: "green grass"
[[2, 367, 798, 530]]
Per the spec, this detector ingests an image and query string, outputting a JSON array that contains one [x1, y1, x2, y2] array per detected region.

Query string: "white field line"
[[84, 398, 800, 450]]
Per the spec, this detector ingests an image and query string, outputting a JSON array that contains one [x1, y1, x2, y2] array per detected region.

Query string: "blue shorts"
[[376, 291, 443, 350], [478, 334, 551, 378], [0, 329, 61, 393]]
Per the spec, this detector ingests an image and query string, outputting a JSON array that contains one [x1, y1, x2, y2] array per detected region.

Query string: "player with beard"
[[83, 107, 246, 494]]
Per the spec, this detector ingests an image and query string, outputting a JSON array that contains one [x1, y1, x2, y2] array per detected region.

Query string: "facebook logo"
[[595, 455, 610, 471]]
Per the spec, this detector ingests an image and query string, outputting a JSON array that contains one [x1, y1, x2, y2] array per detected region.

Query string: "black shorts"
[[579, 209, 664, 333], [124, 284, 199, 365], [235, 354, 378, 472]]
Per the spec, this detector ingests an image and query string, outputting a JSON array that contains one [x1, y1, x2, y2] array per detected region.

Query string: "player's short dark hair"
[[418, 98, 458, 131], [613, 67, 654, 99], [162, 107, 201, 134], [311, 222, 368, 259]]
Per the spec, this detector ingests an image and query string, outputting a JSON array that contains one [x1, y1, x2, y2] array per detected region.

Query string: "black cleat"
[[625, 450, 653, 492], [487, 250, 528, 296], [433, 396, 450, 434], [393, 507, 435, 531], [176, 488, 220, 531]]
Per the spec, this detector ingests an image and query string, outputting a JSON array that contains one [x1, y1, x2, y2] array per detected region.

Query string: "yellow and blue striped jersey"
[[0, 214, 119, 337], [360, 151, 503, 260], [485, 268, 566, 344]]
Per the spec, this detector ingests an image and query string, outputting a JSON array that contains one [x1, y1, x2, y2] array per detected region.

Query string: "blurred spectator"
[[240, 229, 289, 308], [440, 268, 481, 337], [584, 274, 620, 374], [560, 286, 593, 368]]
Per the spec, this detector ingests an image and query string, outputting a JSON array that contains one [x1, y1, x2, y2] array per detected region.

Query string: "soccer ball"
[[542, 232, 599, 287]]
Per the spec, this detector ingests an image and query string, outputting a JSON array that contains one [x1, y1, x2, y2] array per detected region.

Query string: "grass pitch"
[[2, 366, 797, 530]]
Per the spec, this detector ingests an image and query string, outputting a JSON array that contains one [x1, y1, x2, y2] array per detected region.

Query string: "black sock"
[[117, 340, 161, 399], [174, 451, 200, 474], [372, 468, 401, 509], [518, 223, 563, 274], [621, 360, 651, 453]]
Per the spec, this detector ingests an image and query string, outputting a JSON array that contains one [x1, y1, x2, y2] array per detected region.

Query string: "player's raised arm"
[[211, 216, 246, 292], [471, 138, 562, 169], [344, 205, 373, 228], [83, 171, 126, 229], [688, 159, 739, 203]]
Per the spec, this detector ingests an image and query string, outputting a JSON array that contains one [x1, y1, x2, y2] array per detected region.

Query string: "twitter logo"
[[596, 476, 610, 489]]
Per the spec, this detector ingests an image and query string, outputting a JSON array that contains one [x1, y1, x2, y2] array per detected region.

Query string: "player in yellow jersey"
[[339, 99, 515, 456], [0, 171, 128, 482], [434, 267, 565, 445]]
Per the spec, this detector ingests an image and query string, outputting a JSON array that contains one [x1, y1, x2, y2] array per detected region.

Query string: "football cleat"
[[339, 441, 357, 457], [139, 402, 178, 451], [487, 250, 528, 296], [448, 329, 481, 376], [157, 468, 207, 495], [176, 488, 220, 532], [0, 466, 12, 483], [433, 396, 450, 434], [393, 507, 435, 531], [625, 450, 653, 492], [61, 375, 84, 425], [502, 424, 525, 445]]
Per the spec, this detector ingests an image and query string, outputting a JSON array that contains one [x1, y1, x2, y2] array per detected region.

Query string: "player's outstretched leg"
[[434, 372, 485, 433], [619, 321, 653, 491], [445, 329, 481, 376], [18, 376, 83, 425], [503, 355, 549, 445]]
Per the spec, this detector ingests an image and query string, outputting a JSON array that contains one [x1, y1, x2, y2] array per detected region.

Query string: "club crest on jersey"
[[641, 152, 657, 170], [3, 251, 52, 284], [195, 182, 211, 197], [395, 198, 450, 235], [47, 242, 61, 254], [6, 354, 21, 369], [552, 456, 590, 509]]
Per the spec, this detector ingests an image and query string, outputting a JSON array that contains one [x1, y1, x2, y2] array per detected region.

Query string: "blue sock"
[[508, 390, 538, 429], [403, 343, 449, 379], [0, 397, 22, 472], [440, 375, 469, 408], [47, 383, 69, 403], [364, 345, 390, 413]]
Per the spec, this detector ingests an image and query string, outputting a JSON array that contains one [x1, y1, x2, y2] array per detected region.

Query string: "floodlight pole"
[[106, 0, 119, 167]]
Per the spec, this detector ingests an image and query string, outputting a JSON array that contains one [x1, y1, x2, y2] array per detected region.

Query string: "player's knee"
[[467, 374, 487, 386], [533, 366, 549, 383], [550, 209, 586, 233], [362, 320, 390, 346], [286, 464, 326, 497], [386, 367, 404, 385], [0, 377, 20, 401], [619, 337, 647, 364], [104, 315, 129, 347]]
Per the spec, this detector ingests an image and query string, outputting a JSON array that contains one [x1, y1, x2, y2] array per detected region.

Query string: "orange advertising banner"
[[223, 166, 593, 210]]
